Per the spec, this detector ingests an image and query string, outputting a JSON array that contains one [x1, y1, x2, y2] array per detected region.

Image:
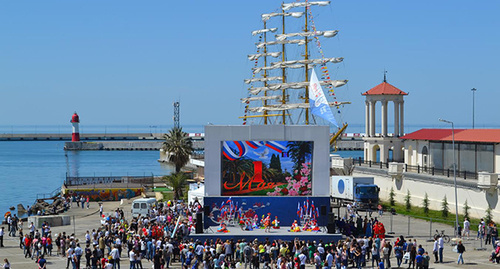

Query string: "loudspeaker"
[[204, 205, 210, 215], [328, 213, 335, 224], [327, 223, 336, 234], [195, 212, 203, 234], [320, 205, 327, 216]]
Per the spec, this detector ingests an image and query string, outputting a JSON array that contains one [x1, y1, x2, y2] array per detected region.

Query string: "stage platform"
[[189, 226, 344, 242]]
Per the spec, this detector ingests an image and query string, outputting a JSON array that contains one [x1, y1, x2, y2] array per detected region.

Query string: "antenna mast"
[[173, 101, 180, 128]]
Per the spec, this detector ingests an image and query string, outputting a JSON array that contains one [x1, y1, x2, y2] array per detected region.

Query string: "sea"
[[5, 123, 440, 217]]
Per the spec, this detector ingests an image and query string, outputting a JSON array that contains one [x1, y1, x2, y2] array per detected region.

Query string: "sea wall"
[[64, 141, 162, 151], [353, 168, 500, 222], [64, 188, 143, 201]]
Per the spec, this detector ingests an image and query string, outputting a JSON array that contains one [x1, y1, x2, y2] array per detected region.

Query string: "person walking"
[[456, 240, 465, 265], [463, 218, 470, 239], [0, 227, 4, 247]]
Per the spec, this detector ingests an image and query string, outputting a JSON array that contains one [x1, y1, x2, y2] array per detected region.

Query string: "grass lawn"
[[381, 201, 483, 232]]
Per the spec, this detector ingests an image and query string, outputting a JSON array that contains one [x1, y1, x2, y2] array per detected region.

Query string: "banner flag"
[[309, 69, 338, 127]]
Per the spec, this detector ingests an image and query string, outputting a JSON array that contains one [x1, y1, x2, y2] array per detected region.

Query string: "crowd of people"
[[3, 196, 500, 268]]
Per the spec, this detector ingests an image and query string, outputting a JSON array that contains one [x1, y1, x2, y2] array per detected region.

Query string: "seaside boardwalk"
[[0, 199, 497, 268]]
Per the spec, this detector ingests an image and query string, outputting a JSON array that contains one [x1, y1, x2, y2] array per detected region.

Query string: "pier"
[[0, 132, 165, 141]]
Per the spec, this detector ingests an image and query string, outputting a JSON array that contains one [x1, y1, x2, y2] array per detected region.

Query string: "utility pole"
[[471, 88, 477, 129]]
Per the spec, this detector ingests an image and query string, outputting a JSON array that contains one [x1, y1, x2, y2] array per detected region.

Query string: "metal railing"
[[64, 173, 156, 187], [354, 157, 479, 180]]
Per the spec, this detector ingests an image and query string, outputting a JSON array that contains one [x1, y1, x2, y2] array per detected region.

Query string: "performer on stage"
[[272, 216, 280, 229], [217, 222, 229, 233], [264, 213, 271, 233], [290, 220, 301, 232]]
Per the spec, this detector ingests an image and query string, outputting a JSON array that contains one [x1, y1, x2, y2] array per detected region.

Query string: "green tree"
[[287, 141, 312, 172], [162, 127, 194, 173], [221, 157, 255, 184], [463, 200, 471, 221], [269, 154, 282, 172], [485, 206, 493, 225], [441, 195, 449, 218], [422, 192, 429, 215], [389, 187, 396, 206], [405, 190, 411, 211], [163, 172, 188, 201]]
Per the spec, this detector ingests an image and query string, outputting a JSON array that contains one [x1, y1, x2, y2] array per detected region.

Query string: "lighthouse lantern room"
[[70, 112, 80, 142]]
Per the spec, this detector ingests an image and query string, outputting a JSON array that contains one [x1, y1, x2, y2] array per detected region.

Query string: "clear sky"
[[0, 1, 498, 133]]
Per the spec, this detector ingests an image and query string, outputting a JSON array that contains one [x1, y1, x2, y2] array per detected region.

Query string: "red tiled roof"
[[401, 129, 500, 143], [362, 82, 408, 96], [400, 129, 466, 141], [441, 129, 500, 143]]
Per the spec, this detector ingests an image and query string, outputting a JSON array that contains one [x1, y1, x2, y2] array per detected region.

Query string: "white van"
[[131, 198, 157, 217]]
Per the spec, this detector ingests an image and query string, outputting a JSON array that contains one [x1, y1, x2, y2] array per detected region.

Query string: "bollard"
[[432, 167, 434, 175], [388, 213, 395, 234], [430, 219, 433, 240], [408, 216, 411, 236]]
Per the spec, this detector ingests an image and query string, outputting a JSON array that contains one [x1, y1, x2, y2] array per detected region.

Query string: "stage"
[[189, 225, 344, 242]]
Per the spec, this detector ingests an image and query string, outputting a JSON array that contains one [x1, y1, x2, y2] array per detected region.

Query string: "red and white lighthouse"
[[70, 112, 80, 142]]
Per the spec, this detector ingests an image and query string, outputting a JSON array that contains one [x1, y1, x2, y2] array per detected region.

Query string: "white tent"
[[188, 185, 204, 206]]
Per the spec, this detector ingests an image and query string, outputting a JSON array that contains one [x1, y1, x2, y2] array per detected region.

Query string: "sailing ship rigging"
[[241, 0, 350, 141]]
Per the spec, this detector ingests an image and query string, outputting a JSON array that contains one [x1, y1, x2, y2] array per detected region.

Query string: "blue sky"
[[0, 1, 498, 132]]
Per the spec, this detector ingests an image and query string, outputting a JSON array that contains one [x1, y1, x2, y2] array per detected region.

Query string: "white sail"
[[247, 52, 281, 61], [253, 64, 312, 74], [244, 76, 283, 84], [241, 96, 282, 103], [251, 28, 278, 36], [248, 101, 350, 112], [282, 1, 330, 11], [256, 39, 306, 49], [261, 12, 304, 21], [270, 57, 343, 67], [276, 30, 338, 41], [249, 80, 348, 95]]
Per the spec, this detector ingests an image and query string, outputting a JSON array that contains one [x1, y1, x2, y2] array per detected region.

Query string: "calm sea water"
[[0, 139, 362, 216], [0, 141, 175, 216]]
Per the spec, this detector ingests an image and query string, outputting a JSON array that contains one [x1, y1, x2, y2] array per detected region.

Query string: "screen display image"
[[221, 141, 313, 196]]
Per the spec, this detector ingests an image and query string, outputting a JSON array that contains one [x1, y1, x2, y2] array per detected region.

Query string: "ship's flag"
[[309, 69, 338, 127]]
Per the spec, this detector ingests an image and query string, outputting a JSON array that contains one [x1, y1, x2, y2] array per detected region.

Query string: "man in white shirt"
[[463, 218, 470, 239], [298, 252, 307, 269], [432, 237, 439, 263], [129, 249, 136, 269], [325, 249, 334, 269], [109, 245, 120, 269], [438, 236, 444, 263]]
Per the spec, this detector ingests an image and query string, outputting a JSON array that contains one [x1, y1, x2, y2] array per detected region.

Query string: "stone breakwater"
[[64, 141, 162, 151]]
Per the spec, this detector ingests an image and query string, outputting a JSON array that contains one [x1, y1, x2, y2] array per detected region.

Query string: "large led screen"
[[221, 141, 313, 196]]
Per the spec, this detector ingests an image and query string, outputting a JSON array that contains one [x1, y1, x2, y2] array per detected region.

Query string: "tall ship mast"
[[241, 1, 350, 142]]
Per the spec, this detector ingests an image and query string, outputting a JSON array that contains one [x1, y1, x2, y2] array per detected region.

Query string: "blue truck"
[[330, 176, 379, 210]]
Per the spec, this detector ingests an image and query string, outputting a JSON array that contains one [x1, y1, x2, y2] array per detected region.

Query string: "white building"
[[401, 129, 500, 174], [362, 78, 407, 163]]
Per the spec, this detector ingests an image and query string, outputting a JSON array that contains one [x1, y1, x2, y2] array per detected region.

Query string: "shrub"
[[485, 207, 493, 225], [422, 193, 429, 215], [389, 187, 396, 206], [463, 200, 470, 221], [405, 190, 411, 211], [441, 195, 449, 218]]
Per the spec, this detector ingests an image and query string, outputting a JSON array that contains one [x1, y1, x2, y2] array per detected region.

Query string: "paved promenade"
[[0, 200, 497, 268]]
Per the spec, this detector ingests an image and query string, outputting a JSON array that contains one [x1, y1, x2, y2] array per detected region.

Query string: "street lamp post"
[[471, 88, 477, 129], [439, 118, 459, 237]]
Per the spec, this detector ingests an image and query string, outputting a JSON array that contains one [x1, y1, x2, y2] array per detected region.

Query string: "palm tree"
[[287, 141, 312, 172], [162, 127, 194, 173], [221, 157, 255, 184], [163, 172, 188, 201]]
